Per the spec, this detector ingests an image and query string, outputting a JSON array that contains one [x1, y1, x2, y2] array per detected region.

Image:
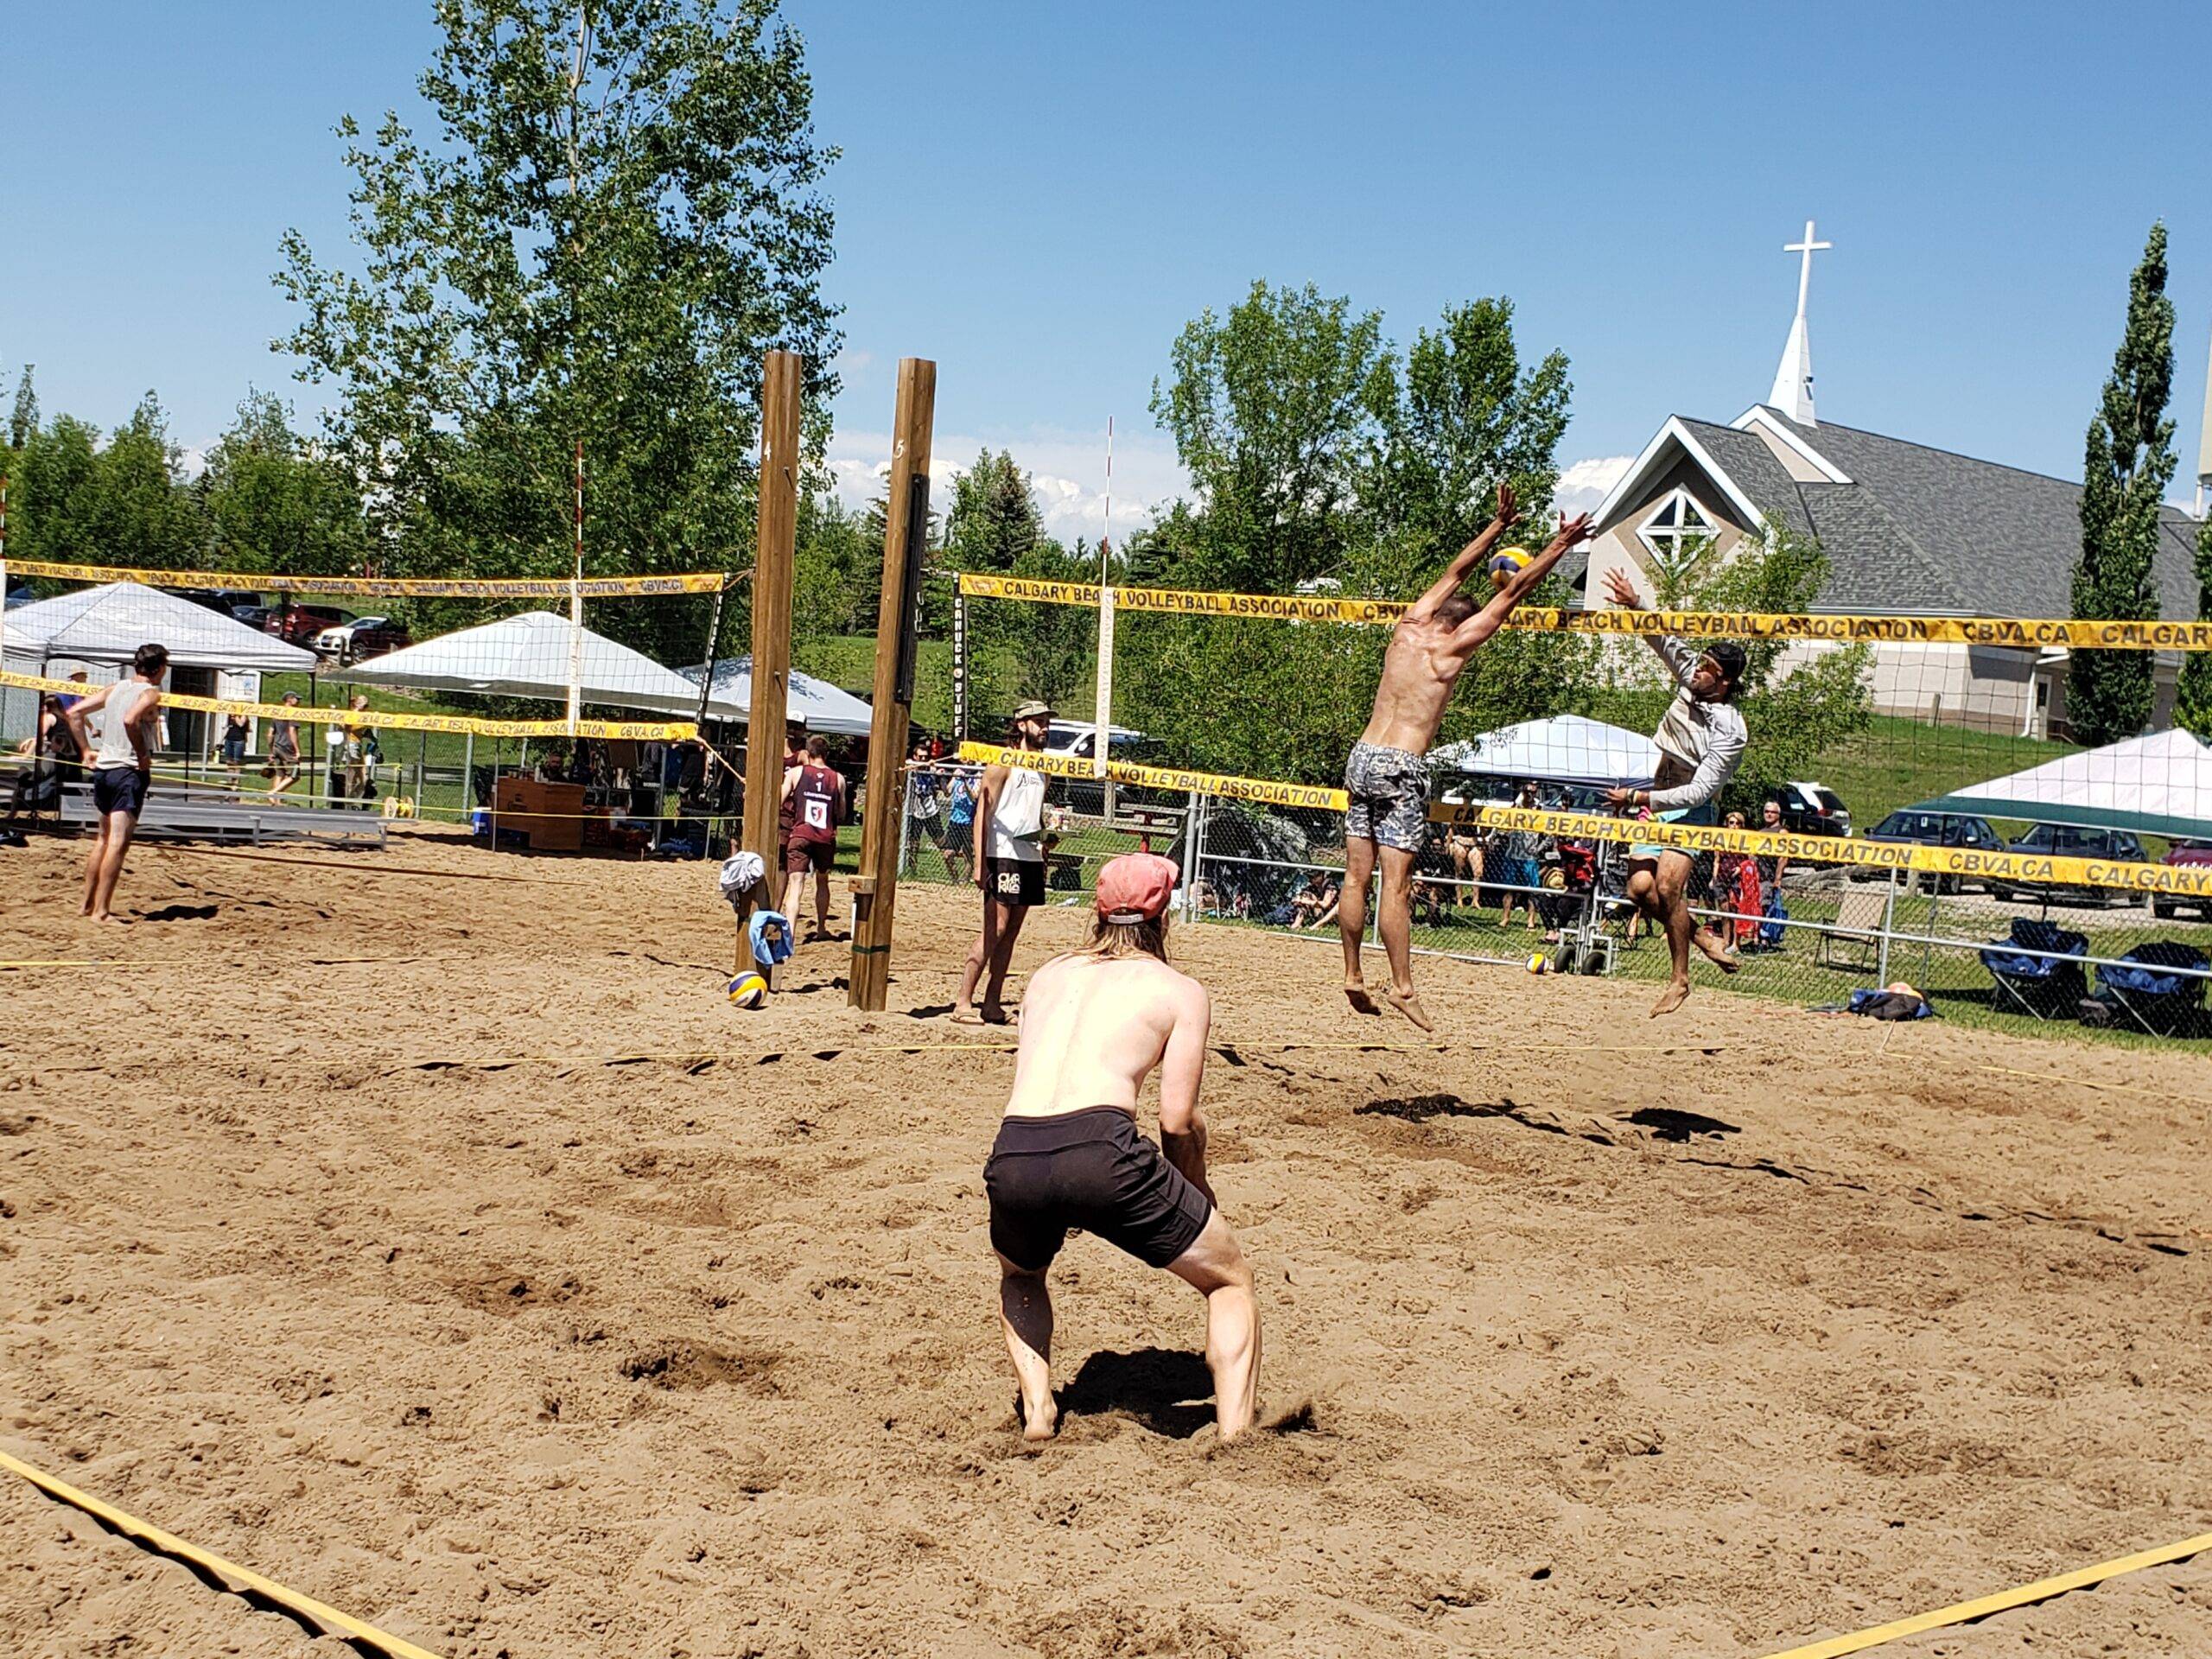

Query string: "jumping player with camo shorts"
[[1339, 487, 1593, 1029]]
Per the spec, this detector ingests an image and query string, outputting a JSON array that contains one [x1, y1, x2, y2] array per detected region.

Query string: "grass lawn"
[[1807, 715, 2080, 832]]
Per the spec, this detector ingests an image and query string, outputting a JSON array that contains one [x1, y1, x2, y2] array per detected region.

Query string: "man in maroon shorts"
[[779, 734, 845, 941]]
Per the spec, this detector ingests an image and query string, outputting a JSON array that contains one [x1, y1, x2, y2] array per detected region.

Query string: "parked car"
[[1850, 809, 2004, 893], [1770, 779, 1850, 837], [2154, 841, 2212, 920], [313, 614, 411, 664], [264, 603, 354, 645], [231, 603, 279, 632], [167, 586, 261, 615], [1987, 823, 2150, 908]]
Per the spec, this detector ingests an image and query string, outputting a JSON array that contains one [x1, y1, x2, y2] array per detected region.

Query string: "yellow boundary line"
[[957, 570, 2212, 651], [1758, 1529, 2212, 1658], [409, 1039, 1726, 1069], [0, 1447, 447, 1659]]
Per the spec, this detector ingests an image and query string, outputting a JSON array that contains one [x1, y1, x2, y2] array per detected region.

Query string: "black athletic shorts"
[[984, 855, 1044, 907], [985, 1106, 1212, 1272], [92, 767, 149, 818]]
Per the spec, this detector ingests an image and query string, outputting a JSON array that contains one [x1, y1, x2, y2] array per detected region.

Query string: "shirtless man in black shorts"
[[1340, 488, 1593, 1028], [982, 853, 1260, 1443]]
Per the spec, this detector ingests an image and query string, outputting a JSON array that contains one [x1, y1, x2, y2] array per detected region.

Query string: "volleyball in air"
[[1487, 545, 1532, 588], [726, 971, 769, 1009]]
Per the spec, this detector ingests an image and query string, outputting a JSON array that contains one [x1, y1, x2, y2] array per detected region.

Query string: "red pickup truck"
[[2155, 842, 2212, 919]]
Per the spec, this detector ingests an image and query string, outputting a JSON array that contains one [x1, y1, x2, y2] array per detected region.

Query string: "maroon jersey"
[[789, 762, 842, 845]]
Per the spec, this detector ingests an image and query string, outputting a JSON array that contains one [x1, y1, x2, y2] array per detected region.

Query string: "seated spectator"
[[1288, 870, 1340, 931]]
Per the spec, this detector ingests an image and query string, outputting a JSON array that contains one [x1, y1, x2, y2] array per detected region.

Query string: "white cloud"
[[824, 426, 1187, 548], [1553, 454, 1634, 518]]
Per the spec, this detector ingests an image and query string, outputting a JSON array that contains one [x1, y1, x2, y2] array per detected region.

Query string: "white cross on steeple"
[[1768, 219, 1832, 427]]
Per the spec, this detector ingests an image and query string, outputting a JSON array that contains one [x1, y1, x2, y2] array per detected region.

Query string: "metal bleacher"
[[48, 782, 387, 849]]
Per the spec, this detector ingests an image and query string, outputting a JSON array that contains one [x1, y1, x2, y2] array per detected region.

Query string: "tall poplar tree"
[[2069, 223, 2176, 745], [2177, 516, 2212, 741]]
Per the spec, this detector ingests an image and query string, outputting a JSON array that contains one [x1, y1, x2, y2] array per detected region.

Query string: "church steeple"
[[1768, 219, 1831, 427]]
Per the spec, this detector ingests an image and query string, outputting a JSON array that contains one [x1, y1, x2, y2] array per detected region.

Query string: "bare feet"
[[1015, 1391, 1058, 1443], [1693, 928, 1741, 973], [1388, 986, 1434, 1032], [1649, 979, 1689, 1017], [1344, 982, 1380, 1015]]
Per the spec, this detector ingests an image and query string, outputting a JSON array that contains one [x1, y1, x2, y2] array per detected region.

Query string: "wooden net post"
[[740, 350, 803, 975], [849, 357, 936, 1010]]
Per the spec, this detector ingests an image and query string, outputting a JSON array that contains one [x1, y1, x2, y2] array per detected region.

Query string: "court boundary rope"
[[956, 742, 2212, 899], [958, 570, 2212, 651], [1756, 1528, 2212, 1658], [0, 1446, 448, 1659]]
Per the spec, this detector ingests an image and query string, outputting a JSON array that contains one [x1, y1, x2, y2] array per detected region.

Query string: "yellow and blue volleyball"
[[1526, 952, 1550, 976], [726, 971, 769, 1009], [1488, 546, 1532, 588]]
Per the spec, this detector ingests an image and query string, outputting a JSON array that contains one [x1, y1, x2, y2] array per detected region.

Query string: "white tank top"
[[989, 764, 1046, 861], [93, 680, 156, 771]]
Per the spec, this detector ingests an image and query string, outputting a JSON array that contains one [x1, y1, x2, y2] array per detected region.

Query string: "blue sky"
[[3, 1, 2209, 540]]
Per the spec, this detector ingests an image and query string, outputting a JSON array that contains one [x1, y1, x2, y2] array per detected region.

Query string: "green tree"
[[276, 0, 842, 660], [15, 415, 102, 567], [91, 394, 207, 569], [9, 365, 35, 453], [1149, 280, 1395, 593], [202, 389, 369, 575], [1364, 297, 1572, 562], [944, 448, 1041, 573], [2068, 222, 2176, 746], [2177, 516, 2212, 741]]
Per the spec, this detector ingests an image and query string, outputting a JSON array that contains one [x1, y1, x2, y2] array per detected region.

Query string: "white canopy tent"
[[328, 610, 704, 714], [1, 581, 315, 674], [682, 656, 874, 737], [1428, 714, 1660, 791], [1915, 727, 2212, 841]]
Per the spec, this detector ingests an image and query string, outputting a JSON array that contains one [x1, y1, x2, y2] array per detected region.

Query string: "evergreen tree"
[[2177, 514, 2212, 741], [2069, 223, 2176, 745], [16, 415, 102, 565], [8, 365, 35, 452]]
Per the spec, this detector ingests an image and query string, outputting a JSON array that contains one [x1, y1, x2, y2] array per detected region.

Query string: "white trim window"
[[1634, 487, 1722, 576]]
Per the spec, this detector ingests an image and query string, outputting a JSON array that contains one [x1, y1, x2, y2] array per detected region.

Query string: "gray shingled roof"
[[1666, 407, 2204, 618]]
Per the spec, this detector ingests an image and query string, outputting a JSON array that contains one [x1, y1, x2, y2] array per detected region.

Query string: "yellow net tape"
[[3, 556, 733, 597], [957, 744, 2212, 898], [0, 669, 697, 741], [956, 571, 2212, 650]]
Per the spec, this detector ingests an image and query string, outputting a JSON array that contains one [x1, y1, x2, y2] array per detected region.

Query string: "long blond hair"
[[1085, 911, 1169, 961]]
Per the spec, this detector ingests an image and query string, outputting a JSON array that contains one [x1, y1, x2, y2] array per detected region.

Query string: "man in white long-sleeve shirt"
[[1599, 569, 1749, 1015]]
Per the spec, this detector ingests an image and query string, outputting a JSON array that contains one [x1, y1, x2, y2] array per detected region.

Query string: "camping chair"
[[2087, 941, 2209, 1037], [1977, 918, 2089, 1021], [1815, 887, 1888, 973]]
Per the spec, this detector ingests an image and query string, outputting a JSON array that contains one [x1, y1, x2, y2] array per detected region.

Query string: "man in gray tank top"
[[62, 642, 168, 924]]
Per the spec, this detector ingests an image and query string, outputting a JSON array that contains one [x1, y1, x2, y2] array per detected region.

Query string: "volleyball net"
[[0, 558, 748, 848], [894, 571, 2212, 1037]]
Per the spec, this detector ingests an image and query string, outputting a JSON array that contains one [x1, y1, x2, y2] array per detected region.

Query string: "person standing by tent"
[[1599, 569, 1749, 1015], [63, 643, 167, 924], [266, 692, 303, 802], [1339, 489, 1593, 1030], [956, 700, 1053, 1025]]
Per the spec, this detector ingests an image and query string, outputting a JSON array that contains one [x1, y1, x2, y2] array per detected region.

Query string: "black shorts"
[[985, 1106, 1212, 1272], [92, 767, 149, 818], [984, 855, 1044, 907]]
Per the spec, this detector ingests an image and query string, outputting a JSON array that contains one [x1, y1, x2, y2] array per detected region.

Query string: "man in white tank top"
[[62, 642, 168, 923], [955, 699, 1053, 1024]]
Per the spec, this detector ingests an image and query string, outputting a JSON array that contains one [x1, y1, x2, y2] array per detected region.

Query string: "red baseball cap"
[[1095, 853, 1179, 923]]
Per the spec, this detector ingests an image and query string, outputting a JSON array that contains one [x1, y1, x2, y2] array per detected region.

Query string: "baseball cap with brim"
[[1096, 853, 1178, 923], [1011, 699, 1055, 721]]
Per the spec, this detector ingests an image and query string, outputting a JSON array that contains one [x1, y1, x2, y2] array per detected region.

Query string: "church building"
[[1578, 222, 2206, 740]]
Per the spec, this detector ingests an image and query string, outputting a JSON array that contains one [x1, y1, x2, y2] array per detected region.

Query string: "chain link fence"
[[900, 764, 2212, 1045]]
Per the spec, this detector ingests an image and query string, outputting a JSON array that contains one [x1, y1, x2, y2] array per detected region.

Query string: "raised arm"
[[1447, 511, 1595, 651], [1157, 977, 1216, 1206], [1408, 482, 1521, 621], [1599, 567, 1699, 689]]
